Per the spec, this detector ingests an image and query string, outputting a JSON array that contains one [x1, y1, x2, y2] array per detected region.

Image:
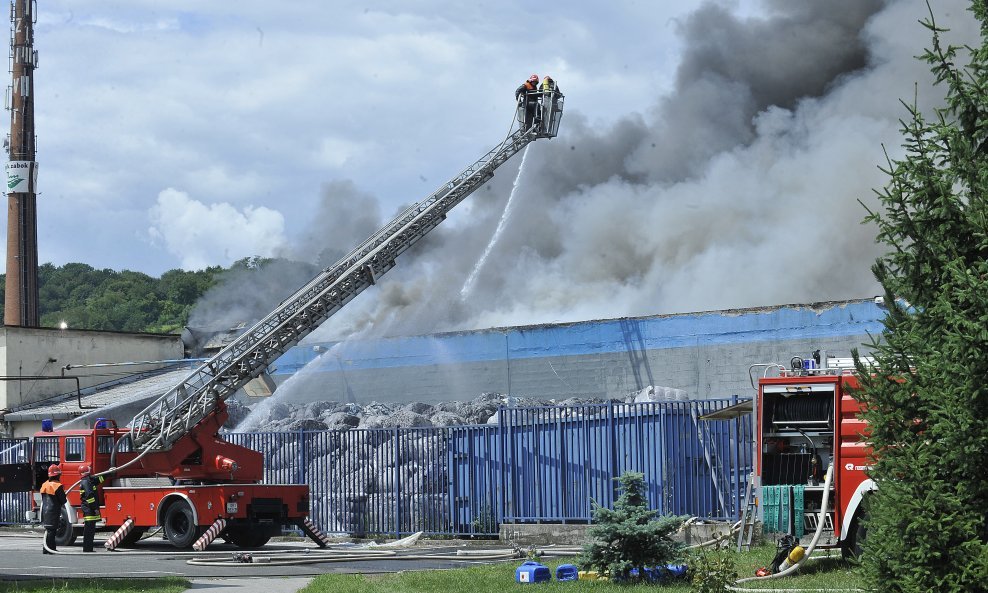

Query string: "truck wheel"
[[226, 526, 270, 548], [842, 511, 868, 559], [163, 501, 200, 548], [54, 508, 78, 546]]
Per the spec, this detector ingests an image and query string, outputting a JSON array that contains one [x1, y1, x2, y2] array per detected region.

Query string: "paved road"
[[0, 529, 520, 581]]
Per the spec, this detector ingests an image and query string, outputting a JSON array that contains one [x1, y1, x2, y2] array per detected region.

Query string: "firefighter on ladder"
[[79, 465, 106, 552], [539, 75, 561, 131], [515, 74, 541, 130]]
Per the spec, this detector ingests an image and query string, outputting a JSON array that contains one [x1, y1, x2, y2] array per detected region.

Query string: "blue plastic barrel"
[[515, 561, 550, 584]]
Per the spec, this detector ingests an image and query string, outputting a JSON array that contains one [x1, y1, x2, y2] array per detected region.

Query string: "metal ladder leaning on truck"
[[0, 86, 564, 550]]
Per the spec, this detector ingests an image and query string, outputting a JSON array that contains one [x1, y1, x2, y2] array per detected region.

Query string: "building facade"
[[267, 298, 886, 405], [0, 326, 183, 411]]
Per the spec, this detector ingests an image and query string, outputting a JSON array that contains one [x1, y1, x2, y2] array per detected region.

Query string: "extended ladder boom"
[[129, 91, 564, 452]]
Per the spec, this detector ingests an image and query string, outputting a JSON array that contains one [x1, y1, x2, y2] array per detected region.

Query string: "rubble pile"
[[227, 392, 614, 433]]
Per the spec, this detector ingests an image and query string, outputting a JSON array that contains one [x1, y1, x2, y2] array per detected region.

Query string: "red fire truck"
[[752, 351, 873, 555], [25, 404, 309, 548], [0, 92, 564, 549]]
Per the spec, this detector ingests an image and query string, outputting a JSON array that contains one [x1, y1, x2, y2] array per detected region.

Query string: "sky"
[[5, 0, 982, 339]]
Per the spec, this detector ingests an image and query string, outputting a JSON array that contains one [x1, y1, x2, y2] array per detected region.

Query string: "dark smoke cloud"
[[630, 0, 884, 183], [187, 181, 381, 329], [187, 258, 318, 330], [291, 180, 384, 268], [192, 0, 980, 342]]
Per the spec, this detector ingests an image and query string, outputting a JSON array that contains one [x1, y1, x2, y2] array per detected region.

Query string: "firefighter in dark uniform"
[[79, 465, 106, 552], [40, 464, 66, 554], [515, 74, 540, 130]]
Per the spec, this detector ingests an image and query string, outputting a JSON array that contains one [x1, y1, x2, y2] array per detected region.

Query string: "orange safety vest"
[[39, 480, 61, 496]]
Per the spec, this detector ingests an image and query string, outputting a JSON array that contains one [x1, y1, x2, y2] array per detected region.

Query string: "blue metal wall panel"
[[270, 301, 885, 374]]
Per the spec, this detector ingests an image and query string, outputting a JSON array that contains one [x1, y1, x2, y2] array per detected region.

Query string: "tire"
[[118, 527, 147, 547], [842, 512, 868, 559], [225, 526, 271, 548], [54, 507, 77, 546], [163, 501, 200, 548]]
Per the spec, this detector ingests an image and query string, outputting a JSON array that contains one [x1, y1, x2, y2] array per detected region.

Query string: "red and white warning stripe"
[[299, 516, 331, 548], [193, 517, 227, 551], [104, 518, 135, 550]]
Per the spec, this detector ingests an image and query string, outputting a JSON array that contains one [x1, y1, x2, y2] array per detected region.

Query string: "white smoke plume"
[[190, 0, 980, 340], [149, 188, 287, 271]]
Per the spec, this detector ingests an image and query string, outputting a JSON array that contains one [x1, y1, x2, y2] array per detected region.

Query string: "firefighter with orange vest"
[[40, 464, 67, 554], [79, 465, 106, 552], [515, 74, 540, 130]]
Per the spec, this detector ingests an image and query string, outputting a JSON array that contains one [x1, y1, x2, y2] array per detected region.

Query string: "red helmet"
[[528, 74, 539, 83], [79, 465, 91, 477], [47, 464, 61, 478]]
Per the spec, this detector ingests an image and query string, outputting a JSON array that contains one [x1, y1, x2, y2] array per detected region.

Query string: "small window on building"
[[33, 436, 59, 462], [65, 437, 85, 462], [97, 436, 114, 455]]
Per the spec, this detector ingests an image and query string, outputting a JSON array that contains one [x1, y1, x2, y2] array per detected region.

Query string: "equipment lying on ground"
[[0, 88, 564, 549]]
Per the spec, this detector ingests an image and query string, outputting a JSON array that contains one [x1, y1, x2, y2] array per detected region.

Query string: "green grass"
[[0, 578, 188, 593], [301, 545, 866, 593]]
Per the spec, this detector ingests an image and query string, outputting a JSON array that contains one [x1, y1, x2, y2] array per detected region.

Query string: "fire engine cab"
[[753, 351, 873, 555]]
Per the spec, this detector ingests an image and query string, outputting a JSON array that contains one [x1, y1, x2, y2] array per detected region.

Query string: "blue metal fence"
[[487, 399, 750, 525], [0, 400, 752, 535], [227, 398, 752, 537]]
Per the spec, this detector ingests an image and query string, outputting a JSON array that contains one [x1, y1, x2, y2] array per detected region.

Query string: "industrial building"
[[0, 297, 885, 437], [0, 326, 183, 436], [266, 297, 884, 405]]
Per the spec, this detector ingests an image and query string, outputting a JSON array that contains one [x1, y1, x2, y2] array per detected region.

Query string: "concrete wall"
[[0, 327, 184, 410], [268, 299, 886, 405]]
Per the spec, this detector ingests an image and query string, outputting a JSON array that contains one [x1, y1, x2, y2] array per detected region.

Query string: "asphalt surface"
[[0, 529, 524, 582]]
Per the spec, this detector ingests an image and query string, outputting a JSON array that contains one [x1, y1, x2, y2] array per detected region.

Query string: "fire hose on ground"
[[726, 463, 864, 593], [41, 524, 529, 568], [185, 546, 524, 566]]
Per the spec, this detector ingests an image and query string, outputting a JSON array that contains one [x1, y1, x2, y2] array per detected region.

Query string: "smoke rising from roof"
[[189, 0, 978, 341]]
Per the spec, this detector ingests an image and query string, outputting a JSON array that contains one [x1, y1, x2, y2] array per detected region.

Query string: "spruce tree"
[[857, 4, 988, 591], [578, 471, 685, 581]]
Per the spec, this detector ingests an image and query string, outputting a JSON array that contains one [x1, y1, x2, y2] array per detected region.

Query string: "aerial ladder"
[[4, 89, 563, 550], [128, 89, 563, 455]]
